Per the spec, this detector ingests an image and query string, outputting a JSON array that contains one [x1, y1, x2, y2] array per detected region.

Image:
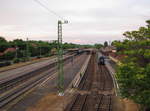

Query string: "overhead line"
[[34, 0, 65, 20]]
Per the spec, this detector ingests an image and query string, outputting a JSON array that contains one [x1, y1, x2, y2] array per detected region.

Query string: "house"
[[4, 48, 16, 54], [0, 48, 16, 56], [100, 46, 117, 56]]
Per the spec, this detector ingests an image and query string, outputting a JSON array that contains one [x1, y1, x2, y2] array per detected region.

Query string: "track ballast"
[[65, 52, 114, 111]]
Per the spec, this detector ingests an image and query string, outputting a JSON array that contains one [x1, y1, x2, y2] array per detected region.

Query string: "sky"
[[0, 0, 150, 44]]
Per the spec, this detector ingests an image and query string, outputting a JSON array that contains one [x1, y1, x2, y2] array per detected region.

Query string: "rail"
[[65, 52, 113, 111], [0, 52, 84, 108]]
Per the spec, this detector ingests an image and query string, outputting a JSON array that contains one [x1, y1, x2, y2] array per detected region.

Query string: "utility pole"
[[15, 41, 18, 59], [33, 0, 69, 95], [57, 20, 68, 96], [15, 47, 18, 59], [26, 38, 29, 60], [40, 45, 42, 57]]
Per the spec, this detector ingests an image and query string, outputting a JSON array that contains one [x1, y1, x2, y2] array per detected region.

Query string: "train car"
[[77, 49, 84, 55], [98, 56, 105, 65]]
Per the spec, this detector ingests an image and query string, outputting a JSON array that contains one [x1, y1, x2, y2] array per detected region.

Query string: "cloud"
[[0, 0, 149, 44]]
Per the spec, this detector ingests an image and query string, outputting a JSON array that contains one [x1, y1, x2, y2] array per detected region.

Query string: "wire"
[[34, 0, 65, 20]]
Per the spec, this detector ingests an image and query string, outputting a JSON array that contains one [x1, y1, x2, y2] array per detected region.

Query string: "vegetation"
[[0, 37, 10, 52], [94, 43, 103, 49], [0, 37, 94, 63], [104, 41, 108, 47], [113, 20, 150, 110]]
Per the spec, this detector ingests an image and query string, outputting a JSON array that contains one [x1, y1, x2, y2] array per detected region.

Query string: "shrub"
[[13, 58, 20, 63]]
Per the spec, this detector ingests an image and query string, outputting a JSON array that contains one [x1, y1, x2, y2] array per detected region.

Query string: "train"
[[98, 56, 105, 65]]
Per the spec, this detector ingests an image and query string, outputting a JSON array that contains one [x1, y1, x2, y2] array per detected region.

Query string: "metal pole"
[[57, 20, 64, 96], [40, 45, 41, 57], [15, 46, 18, 59], [26, 38, 29, 60]]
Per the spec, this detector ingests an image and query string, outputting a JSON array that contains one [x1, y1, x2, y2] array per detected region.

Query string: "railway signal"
[[57, 20, 68, 96]]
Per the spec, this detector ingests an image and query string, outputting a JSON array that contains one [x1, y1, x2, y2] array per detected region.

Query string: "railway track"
[[0, 52, 86, 109], [65, 52, 114, 111], [0, 53, 77, 93]]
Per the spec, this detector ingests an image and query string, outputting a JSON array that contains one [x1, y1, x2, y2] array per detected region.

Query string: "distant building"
[[100, 46, 117, 56], [0, 48, 16, 56], [4, 48, 16, 54]]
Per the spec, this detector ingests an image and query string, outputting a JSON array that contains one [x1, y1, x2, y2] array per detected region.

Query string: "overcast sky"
[[0, 0, 150, 44]]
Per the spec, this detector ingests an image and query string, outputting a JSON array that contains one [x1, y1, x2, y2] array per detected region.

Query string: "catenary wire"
[[34, 0, 65, 21]]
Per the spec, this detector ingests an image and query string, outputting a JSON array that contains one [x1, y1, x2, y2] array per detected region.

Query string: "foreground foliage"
[[113, 20, 150, 110]]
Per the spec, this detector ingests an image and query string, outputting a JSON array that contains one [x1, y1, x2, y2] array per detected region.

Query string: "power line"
[[34, 0, 65, 20], [34, 0, 69, 96]]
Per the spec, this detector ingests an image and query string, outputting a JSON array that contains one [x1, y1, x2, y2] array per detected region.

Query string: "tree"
[[0, 36, 95, 62], [94, 43, 103, 49], [104, 41, 108, 47], [11, 39, 26, 50], [4, 51, 15, 60], [0, 37, 7, 42], [0, 37, 9, 52], [116, 20, 150, 110]]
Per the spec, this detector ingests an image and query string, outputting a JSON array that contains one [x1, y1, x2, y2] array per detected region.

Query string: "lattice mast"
[[57, 20, 68, 95]]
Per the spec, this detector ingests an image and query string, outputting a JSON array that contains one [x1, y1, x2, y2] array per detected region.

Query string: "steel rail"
[[0, 54, 78, 93], [65, 52, 114, 111], [0, 53, 86, 108]]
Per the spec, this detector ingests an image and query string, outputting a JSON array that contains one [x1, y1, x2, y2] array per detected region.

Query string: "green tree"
[[0, 37, 9, 52], [0, 37, 7, 42], [0, 36, 95, 62], [4, 51, 15, 60], [11, 39, 26, 50], [104, 41, 108, 47], [116, 20, 150, 110], [94, 43, 103, 49]]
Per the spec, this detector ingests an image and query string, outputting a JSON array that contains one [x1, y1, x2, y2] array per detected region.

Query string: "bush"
[[20, 57, 26, 62], [25, 57, 30, 61], [4, 52, 15, 60], [0, 61, 11, 67], [44, 53, 51, 57], [13, 58, 20, 63]]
